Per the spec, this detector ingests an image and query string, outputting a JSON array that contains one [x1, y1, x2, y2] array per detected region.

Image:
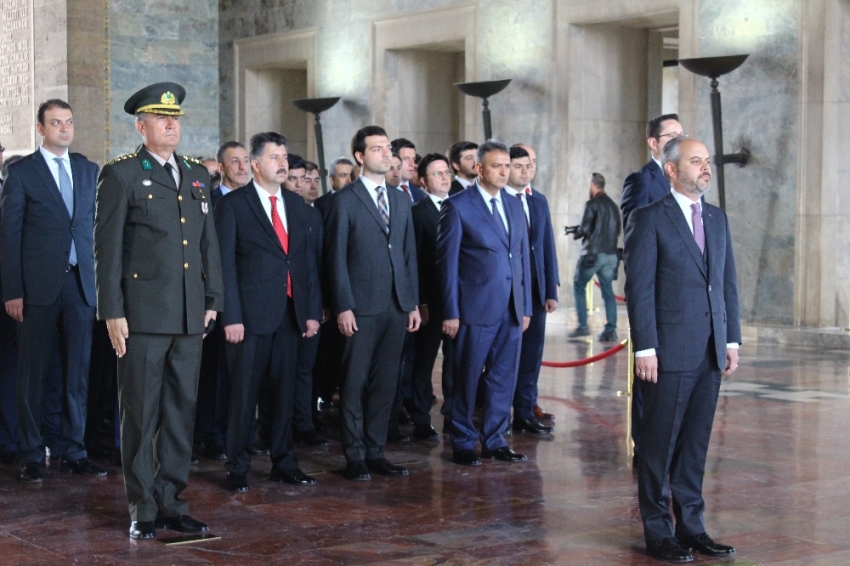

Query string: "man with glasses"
[[620, 113, 685, 465]]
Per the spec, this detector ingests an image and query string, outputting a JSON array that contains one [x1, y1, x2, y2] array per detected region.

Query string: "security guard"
[[93, 82, 224, 540]]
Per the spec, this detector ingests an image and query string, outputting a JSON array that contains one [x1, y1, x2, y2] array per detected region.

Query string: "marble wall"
[[107, 0, 219, 159]]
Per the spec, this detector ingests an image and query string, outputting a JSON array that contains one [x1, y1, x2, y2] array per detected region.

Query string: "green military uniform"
[[93, 83, 224, 523]]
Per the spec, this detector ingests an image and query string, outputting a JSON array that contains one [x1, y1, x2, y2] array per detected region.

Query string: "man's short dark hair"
[[216, 140, 245, 164], [591, 172, 606, 190], [351, 126, 388, 164], [414, 153, 422, 165], [477, 139, 509, 164], [287, 154, 306, 171], [417, 153, 451, 180], [448, 141, 479, 165], [249, 132, 288, 161], [509, 146, 529, 160], [647, 113, 680, 139], [391, 138, 416, 153], [305, 160, 318, 173], [37, 99, 73, 125]]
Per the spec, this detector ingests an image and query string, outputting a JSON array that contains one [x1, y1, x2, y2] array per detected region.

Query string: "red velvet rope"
[[593, 280, 626, 302], [540, 339, 628, 368]]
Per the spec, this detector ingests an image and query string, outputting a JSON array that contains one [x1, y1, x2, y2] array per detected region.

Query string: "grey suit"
[[624, 191, 740, 543], [324, 178, 418, 462]]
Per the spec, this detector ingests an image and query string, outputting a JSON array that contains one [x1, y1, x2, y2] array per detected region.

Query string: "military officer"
[[93, 82, 224, 540]]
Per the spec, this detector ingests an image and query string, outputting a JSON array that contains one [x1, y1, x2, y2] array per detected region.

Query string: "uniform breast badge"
[[201, 202, 209, 215]]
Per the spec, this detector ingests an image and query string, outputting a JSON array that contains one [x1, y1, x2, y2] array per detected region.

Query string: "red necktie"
[[525, 187, 531, 196], [269, 196, 292, 298], [401, 184, 412, 201]]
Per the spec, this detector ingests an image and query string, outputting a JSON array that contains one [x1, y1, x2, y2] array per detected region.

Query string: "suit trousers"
[[16, 268, 95, 464], [225, 301, 300, 475], [313, 320, 344, 403], [339, 304, 407, 462], [0, 308, 18, 455], [410, 315, 454, 427], [196, 323, 230, 448], [293, 331, 320, 433], [513, 287, 546, 420], [638, 341, 721, 543], [118, 332, 203, 522], [452, 310, 522, 452]]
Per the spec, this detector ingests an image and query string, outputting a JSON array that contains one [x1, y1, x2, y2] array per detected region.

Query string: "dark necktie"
[[163, 162, 178, 188], [491, 197, 508, 238], [54, 158, 76, 266], [691, 202, 705, 254], [515, 192, 530, 230], [401, 184, 412, 201], [376, 186, 390, 229], [269, 196, 293, 298]]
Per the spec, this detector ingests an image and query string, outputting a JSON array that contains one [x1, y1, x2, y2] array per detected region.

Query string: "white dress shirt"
[[39, 145, 73, 191], [253, 182, 288, 232], [503, 185, 530, 226], [359, 174, 389, 217], [635, 188, 738, 358], [219, 184, 232, 196], [476, 183, 509, 235], [428, 193, 445, 211]]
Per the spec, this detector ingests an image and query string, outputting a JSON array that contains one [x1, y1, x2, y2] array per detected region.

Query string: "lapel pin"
[[142, 180, 152, 186], [141, 159, 152, 171]]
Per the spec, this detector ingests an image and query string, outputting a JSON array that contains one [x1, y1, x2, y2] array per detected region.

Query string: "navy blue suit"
[[1, 150, 98, 465], [620, 159, 669, 453], [512, 189, 560, 420], [397, 182, 426, 204], [624, 191, 740, 543], [215, 184, 321, 475], [437, 184, 531, 452]]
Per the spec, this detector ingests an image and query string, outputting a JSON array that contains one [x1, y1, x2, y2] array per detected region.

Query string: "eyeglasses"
[[657, 132, 688, 140], [428, 170, 453, 178]]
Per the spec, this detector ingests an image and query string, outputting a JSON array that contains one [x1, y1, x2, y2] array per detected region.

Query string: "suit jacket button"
[[181, 217, 186, 224], [183, 240, 188, 246], [178, 195, 183, 201], [184, 263, 189, 269], [388, 244, 392, 249], [133, 274, 138, 279], [708, 285, 712, 291], [148, 194, 153, 199], [509, 253, 512, 258]]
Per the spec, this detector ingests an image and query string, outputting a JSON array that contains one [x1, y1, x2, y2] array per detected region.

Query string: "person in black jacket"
[[565, 172, 621, 342]]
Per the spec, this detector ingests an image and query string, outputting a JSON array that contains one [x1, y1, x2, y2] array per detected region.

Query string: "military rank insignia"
[[201, 202, 209, 215], [141, 159, 152, 171]]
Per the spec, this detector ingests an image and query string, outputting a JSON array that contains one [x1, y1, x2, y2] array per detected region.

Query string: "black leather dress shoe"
[[677, 533, 735, 556], [294, 429, 330, 446], [246, 442, 270, 456], [646, 537, 693, 563], [129, 520, 156, 539], [226, 472, 249, 492], [512, 417, 554, 434], [452, 450, 482, 466], [20, 462, 42, 482], [365, 458, 409, 477], [386, 429, 410, 443], [155, 515, 209, 533], [481, 447, 527, 462], [412, 424, 440, 440], [202, 443, 227, 461], [344, 460, 371, 481], [60, 457, 107, 476], [270, 467, 317, 485]]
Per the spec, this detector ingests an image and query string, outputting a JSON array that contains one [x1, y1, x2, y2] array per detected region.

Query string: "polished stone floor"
[[1, 313, 849, 564]]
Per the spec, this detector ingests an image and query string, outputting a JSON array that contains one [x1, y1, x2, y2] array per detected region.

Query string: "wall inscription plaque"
[[0, 0, 33, 150]]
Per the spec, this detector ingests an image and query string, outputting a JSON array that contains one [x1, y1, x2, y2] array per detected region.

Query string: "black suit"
[[215, 184, 321, 475], [449, 179, 466, 196], [1, 150, 98, 465], [409, 197, 454, 427], [325, 178, 418, 463], [624, 191, 741, 543]]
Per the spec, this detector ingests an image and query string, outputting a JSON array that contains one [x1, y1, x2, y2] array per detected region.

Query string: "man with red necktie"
[[214, 131, 322, 493]]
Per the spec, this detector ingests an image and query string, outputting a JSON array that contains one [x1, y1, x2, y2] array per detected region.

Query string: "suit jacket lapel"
[[283, 191, 303, 255], [69, 154, 84, 222], [139, 147, 179, 192], [353, 180, 389, 236], [32, 151, 71, 219], [702, 203, 716, 273], [663, 193, 707, 279], [244, 183, 284, 253], [471, 185, 508, 247]]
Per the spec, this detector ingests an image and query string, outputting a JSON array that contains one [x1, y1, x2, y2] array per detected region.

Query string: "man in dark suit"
[[280, 154, 329, 447], [409, 154, 455, 440], [504, 145, 559, 435], [216, 134, 322, 493], [94, 83, 224, 539], [620, 113, 686, 461], [2, 99, 104, 482], [437, 140, 532, 466], [194, 141, 251, 462], [624, 137, 740, 563], [325, 125, 420, 481], [391, 138, 426, 203], [313, 157, 353, 216], [447, 141, 478, 195]]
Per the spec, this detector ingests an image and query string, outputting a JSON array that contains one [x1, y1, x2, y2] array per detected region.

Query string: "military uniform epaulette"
[[181, 155, 205, 168], [105, 153, 138, 166]]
